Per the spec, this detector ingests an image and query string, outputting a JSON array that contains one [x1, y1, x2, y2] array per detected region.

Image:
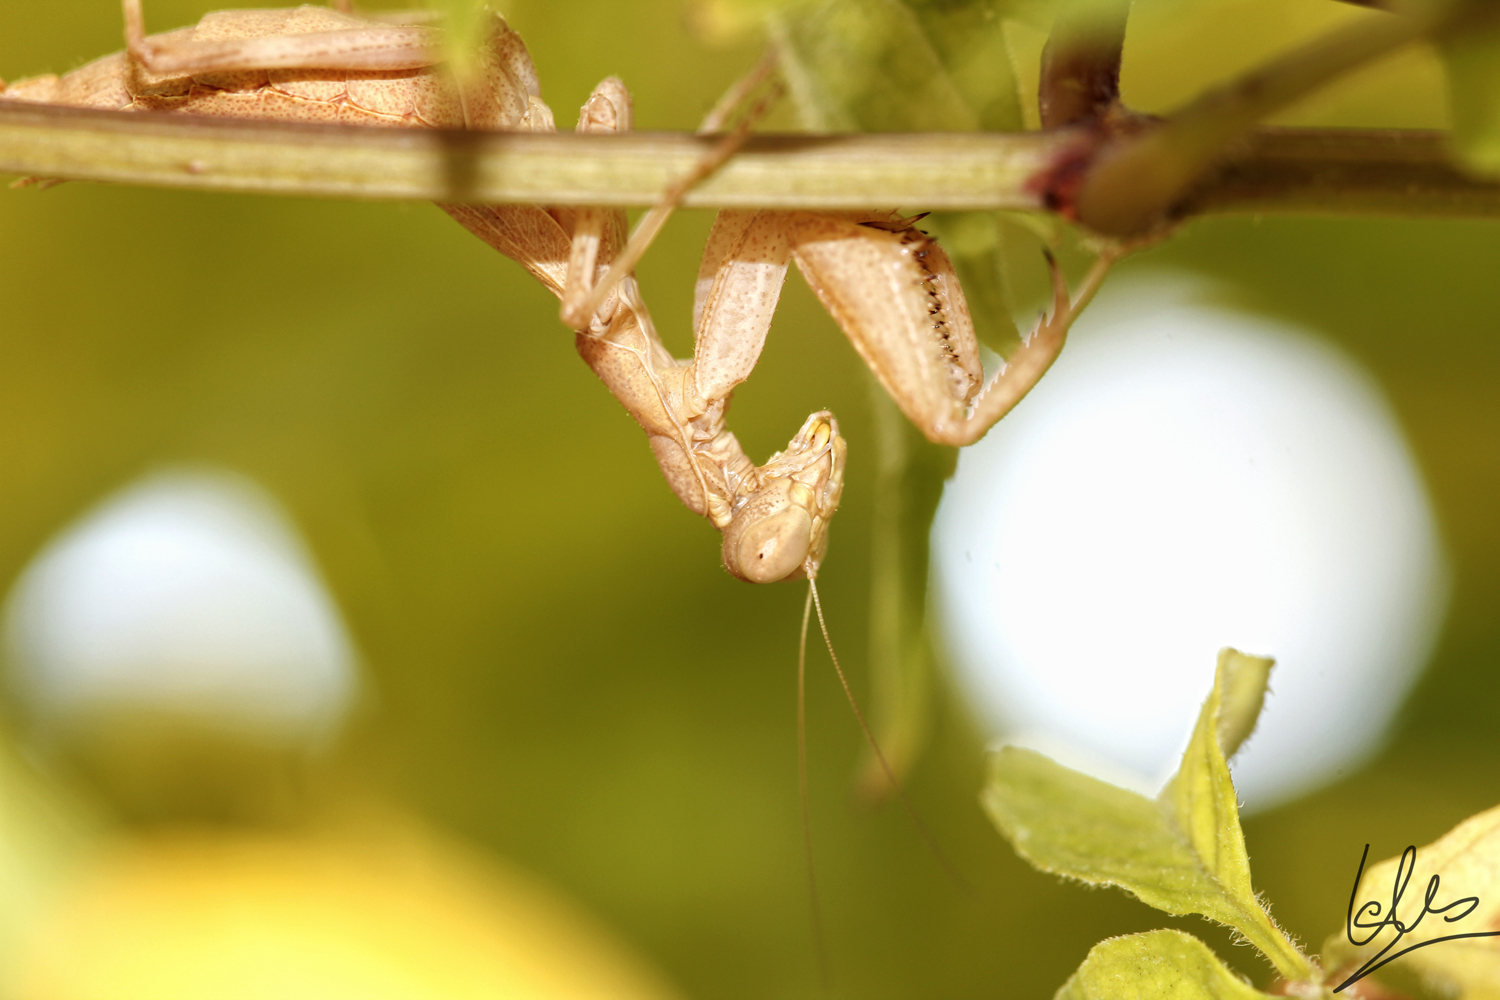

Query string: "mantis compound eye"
[[721, 480, 815, 584]]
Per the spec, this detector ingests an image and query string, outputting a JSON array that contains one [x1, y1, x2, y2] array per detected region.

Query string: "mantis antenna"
[[796, 577, 970, 966], [797, 586, 831, 986]]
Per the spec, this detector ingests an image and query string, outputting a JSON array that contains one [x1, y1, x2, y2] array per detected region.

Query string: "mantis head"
[[721, 412, 846, 584]]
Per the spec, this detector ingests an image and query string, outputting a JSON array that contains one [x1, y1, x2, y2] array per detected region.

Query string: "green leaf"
[[982, 649, 1311, 982], [687, 0, 821, 44], [856, 384, 956, 797], [1438, 7, 1500, 176], [985, 745, 1225, 907], [429, 0, 487, 73], [1321, 802, 1500, 998], [1212, 649, 1272, 761], [770, 0, 1022, 133], [1056, 930, 1277, 1000], [1158, 650, 1269, 901], [696, 0, 1142, 47]]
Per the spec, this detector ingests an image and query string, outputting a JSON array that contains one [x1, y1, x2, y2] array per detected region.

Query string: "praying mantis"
[[1, 1, 1110, 584]]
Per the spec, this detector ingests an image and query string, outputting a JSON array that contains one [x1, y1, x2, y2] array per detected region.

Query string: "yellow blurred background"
[[0, 1, 1494, 997]]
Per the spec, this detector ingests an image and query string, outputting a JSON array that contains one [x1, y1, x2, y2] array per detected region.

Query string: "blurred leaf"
[[692, 0, 1148, 47], [983, 649, 1310, 982], [857, 384, 955, 797], [1055, 929, 1276, 1000], [1321, 802, 1500, 997], [429, 0, 486, 76], [769, 0, 1021, 133], [8, 819, 683, 1000], [688, 0, 821, 44], [0, 740, 94, 976], [1438, 9, 1500, 175], [925, 212, 1023, 353]]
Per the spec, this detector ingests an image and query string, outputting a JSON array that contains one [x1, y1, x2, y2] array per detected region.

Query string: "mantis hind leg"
[[120, 0, 444, 76]]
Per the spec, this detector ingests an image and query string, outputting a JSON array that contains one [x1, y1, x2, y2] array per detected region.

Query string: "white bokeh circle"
[[932, 274, 1448, 811], [3, 468, 360, 745]]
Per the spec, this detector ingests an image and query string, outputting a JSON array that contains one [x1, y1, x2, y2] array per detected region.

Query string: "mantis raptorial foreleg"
[[448, 74, 847, 583], [691, 209, 1116, 449], [550, 98, 1111, 534]]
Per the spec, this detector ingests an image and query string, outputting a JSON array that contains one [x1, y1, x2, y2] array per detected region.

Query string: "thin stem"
[[699, 48, 779, 134], [5, 104, 1500, 219], [0, 102, 1077, 209], [1177, 127, 1500, 218], [1068, 248, 1119, 321]]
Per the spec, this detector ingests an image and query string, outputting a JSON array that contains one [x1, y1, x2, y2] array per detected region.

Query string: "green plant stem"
[[1178, 127, 1500, 218], [5, 103, 1500, 220], [1075, 5, 1434, 234], [0, 101, 1078, 209]]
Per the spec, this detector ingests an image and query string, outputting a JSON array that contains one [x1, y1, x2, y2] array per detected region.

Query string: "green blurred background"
[[0, 0, 1496, 996]]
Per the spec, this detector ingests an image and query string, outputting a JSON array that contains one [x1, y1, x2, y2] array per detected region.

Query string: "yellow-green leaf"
[[1158, 650, 1270, 913], [856, 385, 957, 796], [986, 745, 1239, 913], [1438, 9, 1500, 176], [1056, 930, 1276, 1000], [1321, 802, 1500, 998], [770, 0, 1021, 134], [983, 649, 1310, 982], [428, 0, 486, 76], [1213, 649, 1272, 760], [689, 0, 820, 44]]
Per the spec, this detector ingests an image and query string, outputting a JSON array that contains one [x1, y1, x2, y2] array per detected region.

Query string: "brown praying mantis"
[[1, 1, 1113, 584]]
